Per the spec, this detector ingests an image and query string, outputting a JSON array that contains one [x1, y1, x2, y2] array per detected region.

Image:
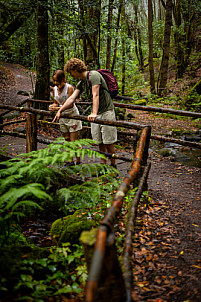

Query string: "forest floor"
[[0, 62, 201, 302]]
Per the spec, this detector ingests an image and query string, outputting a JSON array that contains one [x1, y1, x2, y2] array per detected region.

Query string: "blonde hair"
[[64, 58, 87, 73]]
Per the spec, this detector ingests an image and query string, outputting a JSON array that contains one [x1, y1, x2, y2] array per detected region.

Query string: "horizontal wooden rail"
[[74, 100, 201, 118], [113, 102, 201, 118], [6, 98, 199, 119], [0, 104, 145, 131]]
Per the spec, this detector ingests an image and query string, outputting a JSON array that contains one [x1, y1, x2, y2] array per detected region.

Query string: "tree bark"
[[78, 0, 100, 68], [106, 0, 114, 69], [0, 5, 36, 45], [148, 0, 155, 93], [157, 0, 172, 95], [133, 2, 144, 70], [111, 1, 122, 73], [34, 0, 50, 109]]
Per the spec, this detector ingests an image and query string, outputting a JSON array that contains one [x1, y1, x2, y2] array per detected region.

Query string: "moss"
[[172, 128, 184, 135], [134, 99, 147, 106], [158, 148, 172, 157], [80, 228, 98, 246], [126, 112, 135, 120], [50, 210, 97, 245]]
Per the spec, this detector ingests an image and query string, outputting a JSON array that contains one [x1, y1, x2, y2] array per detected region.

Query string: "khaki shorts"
[[91, 109, 117, 144], [60, 105, 82, 133]]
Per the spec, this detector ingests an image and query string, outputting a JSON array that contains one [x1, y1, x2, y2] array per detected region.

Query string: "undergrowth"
[[0, 138, 122, 301]]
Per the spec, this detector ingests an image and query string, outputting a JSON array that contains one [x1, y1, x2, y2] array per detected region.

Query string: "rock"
[[50, 210, 98, 245], [134, 99, 147, 106], [17, 90, 30, 96], [158, 148, 172, 157], [14, 126, 26, 134]]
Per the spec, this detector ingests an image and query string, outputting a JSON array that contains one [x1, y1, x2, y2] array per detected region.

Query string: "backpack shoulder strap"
[[87, 71, 92, 85]]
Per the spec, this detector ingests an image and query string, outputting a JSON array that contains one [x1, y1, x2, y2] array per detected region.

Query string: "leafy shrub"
[[0, 138, 119, 246]]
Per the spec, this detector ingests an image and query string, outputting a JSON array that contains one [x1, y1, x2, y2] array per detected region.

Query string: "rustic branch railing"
[[1, 98, 200, 152], [1, 97, 200, 301], [84, 126, 151, 302]]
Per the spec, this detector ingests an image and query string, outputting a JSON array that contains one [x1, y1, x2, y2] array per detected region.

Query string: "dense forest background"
[[0, 0, 201, 107], [0, 1, 201, 301]]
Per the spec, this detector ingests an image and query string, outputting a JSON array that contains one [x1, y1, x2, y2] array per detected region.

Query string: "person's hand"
[[87, 113, 97, 122], [71, 124, 78, 130], [49, 104, 57, 112], [52, 110, 61, 123]]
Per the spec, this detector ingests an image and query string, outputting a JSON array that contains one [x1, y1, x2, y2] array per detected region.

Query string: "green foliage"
[[183, 89, 201, 112], [0, 138, 120, 246], [0, 244, 86, 301], [50, 210, 98, 245]]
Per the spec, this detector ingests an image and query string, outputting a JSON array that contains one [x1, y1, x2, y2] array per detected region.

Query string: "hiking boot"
[[110, 163, 117, 169], [64, 161, 75, 167], [75, 161, 82, 165]]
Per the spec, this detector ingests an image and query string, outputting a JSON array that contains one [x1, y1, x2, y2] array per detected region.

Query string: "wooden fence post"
[[26, 100, 37, 152], [81, 228, 127, 302]]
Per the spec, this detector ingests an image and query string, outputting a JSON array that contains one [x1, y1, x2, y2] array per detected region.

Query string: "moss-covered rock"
[[126, 112, 135, 120], [50, 210, 98, 245], [158, 148, 172, 157], [115, 108, 126, 120], [134, 99, 147, 106]]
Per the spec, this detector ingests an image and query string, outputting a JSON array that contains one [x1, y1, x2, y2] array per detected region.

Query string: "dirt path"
[[0, 62, 34, 109], [0, 62, 201, 301]]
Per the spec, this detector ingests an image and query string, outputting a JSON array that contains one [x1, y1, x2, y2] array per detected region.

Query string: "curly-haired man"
[[53, 58, 117, 168]]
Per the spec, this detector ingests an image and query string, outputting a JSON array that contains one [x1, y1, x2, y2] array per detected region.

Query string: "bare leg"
[[70, 131, 80, 163], [105, 143, 116, 165], [63, 132, 70, 141], [99, 143, 107, 164]]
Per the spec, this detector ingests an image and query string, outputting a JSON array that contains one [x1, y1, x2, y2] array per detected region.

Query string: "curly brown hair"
[[64, 58, 87, 73]]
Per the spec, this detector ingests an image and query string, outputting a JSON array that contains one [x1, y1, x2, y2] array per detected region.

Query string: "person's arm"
[[67, 85, 74, 97], [49, 87, 60, 112], [52, 88, 80, 122], [87, 84, 100, 121]]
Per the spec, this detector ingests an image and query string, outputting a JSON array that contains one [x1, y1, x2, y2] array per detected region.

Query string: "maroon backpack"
[[87, 69, 119, 98]]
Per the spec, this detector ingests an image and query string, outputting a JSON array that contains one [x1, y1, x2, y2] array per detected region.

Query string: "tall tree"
[[173, 0, 200, 79], [111, 1, 122, 73], [78, 0, 100, 68], [0, 1, 36, 46], [133, 1, 144, 70], [148, 0, 155, 93], [121, 5, 126, 94], [157, 0, 173, 95], [34, 0, 50, 107], [106, 0, 114, 69]]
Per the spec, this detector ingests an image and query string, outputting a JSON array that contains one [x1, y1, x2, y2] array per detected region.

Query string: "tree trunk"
[[78, 0, 100, 68], [0, 4, 36, 45], [106, 0, 114, 69], [111, 1, 122, 73], [133, 3, 144, 70], [157, 0, 172, 95], [34, 0, 50, 109], [173, 0, 185, 79], [148, 0, 155, 93]]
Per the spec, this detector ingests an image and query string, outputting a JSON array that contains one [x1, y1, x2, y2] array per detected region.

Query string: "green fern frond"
[[12, 200, 43, 211], [0, 160, 25, 178], [0, 183, 52, 210], [0, 175, 23, 195], [4, 211, 26, 221]]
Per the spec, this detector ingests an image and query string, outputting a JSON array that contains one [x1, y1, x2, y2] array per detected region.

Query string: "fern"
[[0, 183, 52, 209], [0, 138, 119, 245], [0, 174, 24, 195]]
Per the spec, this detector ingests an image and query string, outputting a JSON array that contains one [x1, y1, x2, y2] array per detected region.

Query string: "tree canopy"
[[0, 0, 201, 96]]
